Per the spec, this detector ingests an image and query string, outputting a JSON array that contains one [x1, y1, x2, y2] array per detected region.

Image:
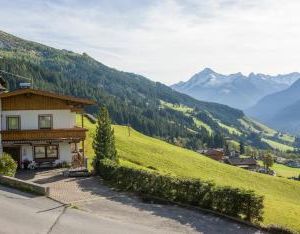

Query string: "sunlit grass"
[[257, 160, 300, 178], [262, 138, 294, 152], [80, 116, 300, 231], [160, 100, 213, 134], [218, 122, 242, 135]]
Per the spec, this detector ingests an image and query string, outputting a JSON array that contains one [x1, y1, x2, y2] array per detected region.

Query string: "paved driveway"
[[0, 185, 171, 234], [16, 169, 99, 203], [14, 169, 265, 234]]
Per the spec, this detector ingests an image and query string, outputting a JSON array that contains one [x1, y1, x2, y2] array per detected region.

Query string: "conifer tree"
[[93, 107, 118, 173], [239, 140, 245, 155]]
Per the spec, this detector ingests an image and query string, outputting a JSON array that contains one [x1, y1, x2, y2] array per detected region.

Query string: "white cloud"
[[1, 0, 300, 84]]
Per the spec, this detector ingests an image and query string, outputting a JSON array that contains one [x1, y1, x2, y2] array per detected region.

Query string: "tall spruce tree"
[[239, 140, 245, 155], [93, 107, 118, 173]]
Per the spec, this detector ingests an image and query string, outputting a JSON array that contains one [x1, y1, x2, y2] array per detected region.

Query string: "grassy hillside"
[[80, 116, 300, 231], [0, 30, 296, 152], [257, 160, 300, 178], [262, 138, 295, 151], [161, 100, 296, 152]]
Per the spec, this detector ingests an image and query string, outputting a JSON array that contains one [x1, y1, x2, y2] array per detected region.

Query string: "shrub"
[[98, 159, 264, 223], [0, 153, 18, 177], [265, 224, 298, 234]]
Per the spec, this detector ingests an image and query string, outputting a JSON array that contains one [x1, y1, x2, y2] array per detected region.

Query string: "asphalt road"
[[0, 185, 159, 234], [0, 185, 264, 234]]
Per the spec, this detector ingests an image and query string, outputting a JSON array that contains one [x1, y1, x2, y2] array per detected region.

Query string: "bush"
[[0, 153, 18, 177], [265, 224, 297, 234], [98, 159, 264, 223]]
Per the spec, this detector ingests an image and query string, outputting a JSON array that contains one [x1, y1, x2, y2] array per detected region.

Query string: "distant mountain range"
[[171, 68, 300, 110], [246, 79, 300, 135], [0, 30, 294, 149]]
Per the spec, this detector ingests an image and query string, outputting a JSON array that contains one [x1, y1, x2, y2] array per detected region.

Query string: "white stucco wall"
[[1, 109, 76, 130], [0, 99, 2, 156], [59, 142, 73, 163], [21, 145, 34, 162], [20, 142, 72, 164]]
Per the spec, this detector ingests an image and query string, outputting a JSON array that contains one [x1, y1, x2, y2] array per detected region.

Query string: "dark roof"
[[0, 88, 96, 105], [207, 148, 224, 153], [227, 157, 257, 166]]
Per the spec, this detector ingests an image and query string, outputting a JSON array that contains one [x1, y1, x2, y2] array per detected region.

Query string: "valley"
[[0, 30, 297, 154], [80, 116, 300, 232], [1, 2, 300, 234], [1, 29, 300, 232]]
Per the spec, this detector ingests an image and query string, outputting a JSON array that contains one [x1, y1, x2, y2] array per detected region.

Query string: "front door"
[[3, 146, 21, 168]]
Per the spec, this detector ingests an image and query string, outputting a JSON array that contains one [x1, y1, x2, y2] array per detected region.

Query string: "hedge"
[[98, 159, 264, 223]]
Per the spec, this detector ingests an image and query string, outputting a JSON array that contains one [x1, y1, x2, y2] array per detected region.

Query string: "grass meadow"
[[79, 116, 300, 231]]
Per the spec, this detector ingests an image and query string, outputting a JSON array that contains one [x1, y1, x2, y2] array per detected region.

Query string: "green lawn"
[[160, 100, 213, 134], [160, 100, 194, 114], [278, 134, 295, 144], [81, 117, 300, 231], [262, 138, 294, 152], [239, 117, 278, 137], [218, 122, 241, 135], [257, 161, 300, 178], [192, 117, 213, 134]]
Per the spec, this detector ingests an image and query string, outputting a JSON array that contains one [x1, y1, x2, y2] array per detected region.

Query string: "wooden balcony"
[[1, 127, 87, 142]]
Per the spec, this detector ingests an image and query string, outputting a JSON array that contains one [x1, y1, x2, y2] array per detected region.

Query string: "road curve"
[[0, 185, 264, 234]]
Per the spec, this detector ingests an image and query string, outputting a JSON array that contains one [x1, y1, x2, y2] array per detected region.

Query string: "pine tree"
[[239, 140, 245, 155], [93, 107, 118, 173]]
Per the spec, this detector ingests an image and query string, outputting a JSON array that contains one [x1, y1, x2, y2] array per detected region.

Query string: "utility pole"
[[0, 57, 34, 86], [127, 123, 131, 137], [0, 69, 34, 88]]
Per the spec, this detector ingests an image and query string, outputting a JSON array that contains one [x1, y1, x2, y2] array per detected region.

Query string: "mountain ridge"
[[0, 30, 295, 150], [246, 79, 300, 135], [171, 68, 300, 109]]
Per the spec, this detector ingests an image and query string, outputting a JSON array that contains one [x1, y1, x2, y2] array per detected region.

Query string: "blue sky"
[[1, 0, 300, 84]]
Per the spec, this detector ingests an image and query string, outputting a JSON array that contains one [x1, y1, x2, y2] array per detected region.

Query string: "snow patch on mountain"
[[171, 68, 300, 110]]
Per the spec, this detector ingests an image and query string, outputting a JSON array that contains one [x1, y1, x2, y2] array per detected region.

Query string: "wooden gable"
[[0, 89, 95, 112]]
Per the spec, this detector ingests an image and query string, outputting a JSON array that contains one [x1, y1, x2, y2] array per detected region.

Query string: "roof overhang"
[[0, 88, 96, 106]]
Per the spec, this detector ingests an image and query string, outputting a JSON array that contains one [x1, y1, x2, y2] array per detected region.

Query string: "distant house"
[[226, 157, 258, 170], [204, 148, 224, 161], [275, 157, 286, 164], [197, 149, 207, 154], [0, 87, 95, 168], [285, 160, 300, 168], [229, 150, 240, 158]]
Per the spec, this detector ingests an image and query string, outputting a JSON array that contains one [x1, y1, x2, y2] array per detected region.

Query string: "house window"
[[47, 146, 58, 158], [34, 146, 46, 159], [39, 115, 53, 129], [7, 116, 20, 130], [34, 145, 58, 160]]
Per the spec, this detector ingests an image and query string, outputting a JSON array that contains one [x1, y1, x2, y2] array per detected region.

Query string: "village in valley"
[[201, 145, 300, 180], [1, 1, 300, 233]]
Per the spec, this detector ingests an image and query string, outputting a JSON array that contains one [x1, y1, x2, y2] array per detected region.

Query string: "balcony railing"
[[1, 127, 87, 141]]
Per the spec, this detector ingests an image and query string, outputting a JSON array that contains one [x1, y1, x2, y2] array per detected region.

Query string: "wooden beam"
[[81, 113, 85, 158]]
